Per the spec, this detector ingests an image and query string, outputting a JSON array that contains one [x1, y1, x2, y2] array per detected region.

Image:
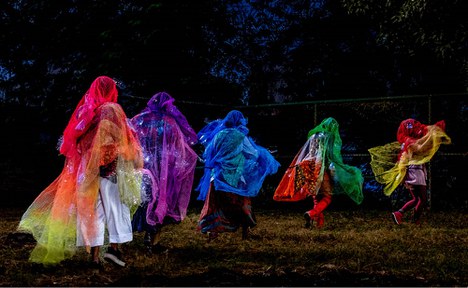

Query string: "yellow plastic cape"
[[368, 124, 451, 196]]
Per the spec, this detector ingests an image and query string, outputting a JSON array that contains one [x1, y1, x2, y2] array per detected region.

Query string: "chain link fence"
[[176, 93, 467, 211], [1, 93, 466, 211]]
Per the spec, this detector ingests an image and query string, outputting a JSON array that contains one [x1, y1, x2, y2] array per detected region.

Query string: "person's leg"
[[400, 185, 418, 213], [412, 185, 427, 224], [305, 171, 332, 228], [392, 185, 417, 224], [90, 246, 100, 264], [304, 196, 318, 228], [99, 177, 132, 266], [76, 187, 106, 263], [151, 228, 162, 246], [240, 196, 256, 240]]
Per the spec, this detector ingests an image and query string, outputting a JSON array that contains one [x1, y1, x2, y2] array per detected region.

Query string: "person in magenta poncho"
[[130, 92, 198, 252], [18, 76, 143, 266]]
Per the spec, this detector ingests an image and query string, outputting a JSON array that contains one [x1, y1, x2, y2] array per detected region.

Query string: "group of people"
[[18, 76, 451, 267]]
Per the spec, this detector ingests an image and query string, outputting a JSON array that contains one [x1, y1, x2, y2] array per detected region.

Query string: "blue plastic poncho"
[[196, 110, 280, 200]]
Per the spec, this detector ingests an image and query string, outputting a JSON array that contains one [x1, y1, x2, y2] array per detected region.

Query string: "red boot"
[[392, 211, 403, 225], [316, 213, 324, 228]]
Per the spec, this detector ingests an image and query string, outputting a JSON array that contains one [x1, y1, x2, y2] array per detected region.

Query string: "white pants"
[[77, 177, 133, 247]]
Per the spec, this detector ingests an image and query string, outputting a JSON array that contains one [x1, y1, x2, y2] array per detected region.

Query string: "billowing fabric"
[[196, 110, 280, 200], [273, 117, 363, 204], [130, 92, 197, 227], [198, 184, 256, 234], [368, 119, 451, 196], [60, 76, 118, 158], [18, 77, 143, 264]]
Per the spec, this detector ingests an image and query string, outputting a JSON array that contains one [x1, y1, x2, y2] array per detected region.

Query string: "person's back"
[[274, 117, 363, 228], [19, 76, 143, 266], [196, 110, 280, 240], [130, 92, 197, 251]]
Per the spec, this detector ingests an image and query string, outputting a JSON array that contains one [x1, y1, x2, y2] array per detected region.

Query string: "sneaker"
[[103, 247, 126, 267], [392, 211, 403, 225]]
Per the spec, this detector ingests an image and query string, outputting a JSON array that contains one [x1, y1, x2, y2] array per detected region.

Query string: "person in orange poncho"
[[18, 76, 143, 266], [369, 119, 451, 225]]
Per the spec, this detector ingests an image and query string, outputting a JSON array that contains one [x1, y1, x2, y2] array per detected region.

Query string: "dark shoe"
[[412, 217, 421, 225], [103, 247, 125, 267], [207, 232, 218, 242], [89, 259, 104, 270], [143, 232, 151, 246], [392, 211, 403, 225], [304, 212, 311, 228], [151, 243, 168, 254], [242, 225, 249, 240]]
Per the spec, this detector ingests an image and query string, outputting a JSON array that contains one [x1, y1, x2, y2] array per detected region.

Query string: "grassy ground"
[[0, 208, 466, 286]]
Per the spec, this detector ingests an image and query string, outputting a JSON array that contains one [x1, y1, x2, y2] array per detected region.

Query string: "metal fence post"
[[427, 94, 432, 210]]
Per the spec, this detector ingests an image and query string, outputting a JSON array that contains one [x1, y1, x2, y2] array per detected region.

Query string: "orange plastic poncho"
[[18, 76, 143, 264]]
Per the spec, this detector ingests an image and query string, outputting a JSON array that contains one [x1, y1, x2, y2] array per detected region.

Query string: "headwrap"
[[18, 76, 143, 264], [142, 92, 198, 145], [369, 119, 451, 195], [274, 117, 364, 204], [130, 92, 197, 226], [60, 76, 118, 158], [196, 110, 280, 200]]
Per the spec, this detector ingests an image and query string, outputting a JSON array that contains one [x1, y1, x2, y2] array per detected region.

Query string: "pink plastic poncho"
[[18, 76, 143, 264]]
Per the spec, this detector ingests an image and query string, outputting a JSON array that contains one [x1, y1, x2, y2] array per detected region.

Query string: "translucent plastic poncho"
[[130, 92, 198, 226], [18, 76, 143, 264], [196, 110, 280, 200], [273, 117, 363, 204], [368, 119, 451, 196]]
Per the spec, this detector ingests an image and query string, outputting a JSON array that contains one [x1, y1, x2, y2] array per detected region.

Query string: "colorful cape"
[[196, 110, 280, 200], [368, 119, 451, 196], [18, 77, 143, 264], [273, 117, 363, 204], [130, 92, 198, 226]]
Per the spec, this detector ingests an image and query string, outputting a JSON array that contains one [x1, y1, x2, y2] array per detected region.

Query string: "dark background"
[[1, 0, 467, 211]]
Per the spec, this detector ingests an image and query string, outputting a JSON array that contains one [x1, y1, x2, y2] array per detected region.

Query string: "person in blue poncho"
[[196, 110, 280, 240]]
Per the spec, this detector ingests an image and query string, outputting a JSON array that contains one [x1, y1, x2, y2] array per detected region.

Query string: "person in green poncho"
[[274, 117, 363, 228]]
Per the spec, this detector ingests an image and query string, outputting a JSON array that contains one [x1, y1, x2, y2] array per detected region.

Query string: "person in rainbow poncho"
[[273, 117, 363, 228], [18, 76, 143, 267], [369, 119, 451, 225]]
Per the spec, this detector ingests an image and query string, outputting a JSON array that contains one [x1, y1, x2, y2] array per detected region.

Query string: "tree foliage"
[[0, 0, 466, 109], [342, 0, 468, 89]]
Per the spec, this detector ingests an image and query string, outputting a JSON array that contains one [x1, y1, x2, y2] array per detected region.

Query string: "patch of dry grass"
[[0, 208, 466, 286]]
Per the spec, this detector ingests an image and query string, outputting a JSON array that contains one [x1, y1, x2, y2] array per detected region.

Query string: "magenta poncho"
[[130, 92, 198, 226]]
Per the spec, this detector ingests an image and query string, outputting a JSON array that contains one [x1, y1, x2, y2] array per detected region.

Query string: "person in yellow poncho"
[[369, 119, 451, 225], [18, 76, 143, 266]]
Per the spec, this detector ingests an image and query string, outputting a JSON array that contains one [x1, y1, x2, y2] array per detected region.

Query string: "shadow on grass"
[[116, 266, 434, 287]]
